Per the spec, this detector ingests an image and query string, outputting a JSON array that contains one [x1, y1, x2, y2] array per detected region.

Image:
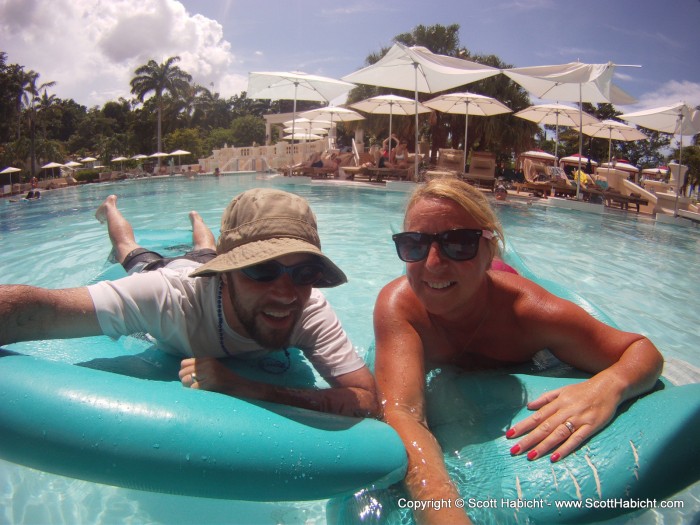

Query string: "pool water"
[[0, 175, 698, 524]]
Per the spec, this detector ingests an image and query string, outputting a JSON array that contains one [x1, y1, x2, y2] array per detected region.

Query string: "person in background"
[[374, 178, 663, 524], [0, 189, 378, 419]]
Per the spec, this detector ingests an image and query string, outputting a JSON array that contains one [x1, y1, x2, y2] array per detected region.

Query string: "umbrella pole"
[[674, 113, 684, 216], [576, 84, 583, 199], [463, 103, 469, 173], [554, 111, 559, 161], [608, 129, 613, 164], [414, 62, 419, 182]]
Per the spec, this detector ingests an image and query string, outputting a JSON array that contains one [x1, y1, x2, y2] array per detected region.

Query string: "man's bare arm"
[[0, 285, 102, 346]]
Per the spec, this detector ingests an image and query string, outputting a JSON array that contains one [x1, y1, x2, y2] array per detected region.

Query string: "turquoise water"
[[0, 175, 698, 524]]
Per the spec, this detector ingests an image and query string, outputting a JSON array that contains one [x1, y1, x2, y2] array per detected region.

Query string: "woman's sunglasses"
[[392, 228, 494, 262], [241, 260, 324, 286]]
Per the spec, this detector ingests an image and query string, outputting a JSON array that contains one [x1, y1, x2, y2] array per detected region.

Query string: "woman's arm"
[[505, 284, 663, 462], [374, 280, 472, 524]]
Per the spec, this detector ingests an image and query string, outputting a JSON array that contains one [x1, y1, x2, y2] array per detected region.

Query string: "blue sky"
[[1, 0, 699, 113]]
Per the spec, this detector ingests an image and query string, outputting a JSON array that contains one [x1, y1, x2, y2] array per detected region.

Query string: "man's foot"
[[95, 195, 118, 224]]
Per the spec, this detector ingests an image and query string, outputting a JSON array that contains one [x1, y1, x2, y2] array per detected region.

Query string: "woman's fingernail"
[[506, 428, 515, 438], [551, 453, 561, 463], [510, 444, 521, 455], [527, 450, 538, 460]]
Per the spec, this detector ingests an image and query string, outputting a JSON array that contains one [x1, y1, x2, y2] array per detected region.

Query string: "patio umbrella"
[[169, 150, 191, 167], [575, 119, 647, 164], [282, 133, 324, 141], [0, 166, 21, 190], [283, 127, 328, 135], [80, 156, 97, 163], [504, 61, 638, 197], [298, 107, 364, 147], [351, 95, 430, 160], [131, 154, 148, 160], [424, 92, 512, 171], [620, 102, 700, 215], [41, 162, 64, 178], [248, 71, 354, 143], [515, 103, 599, 159], [343, 43, 500, 177]]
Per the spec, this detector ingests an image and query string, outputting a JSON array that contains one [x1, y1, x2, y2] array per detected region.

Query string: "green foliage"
[[74, 169, 100, 183], [229, 115, 266, 147]]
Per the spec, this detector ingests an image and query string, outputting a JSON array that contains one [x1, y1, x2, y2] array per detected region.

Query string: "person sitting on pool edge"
[[0, 188, 378, 418], [373, 178, 663, 524]]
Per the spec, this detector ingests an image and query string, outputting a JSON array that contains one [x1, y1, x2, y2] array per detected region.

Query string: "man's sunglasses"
[[241, 260, 324, 286], [392, 228, 494, 262]]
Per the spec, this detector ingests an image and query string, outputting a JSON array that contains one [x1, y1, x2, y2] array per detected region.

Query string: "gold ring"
[[564, 421, 575, 434]]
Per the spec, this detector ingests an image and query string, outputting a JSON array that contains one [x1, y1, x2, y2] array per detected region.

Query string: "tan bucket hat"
[[190, 188, 347, 288]]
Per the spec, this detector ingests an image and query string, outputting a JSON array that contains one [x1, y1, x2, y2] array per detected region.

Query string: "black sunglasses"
[[392, 228, 494, 262], [241, 260, 324, 286]]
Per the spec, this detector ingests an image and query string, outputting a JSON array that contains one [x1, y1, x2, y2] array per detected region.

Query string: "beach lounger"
[[463, 151, 497, 191], [425, 148, 464, 179]]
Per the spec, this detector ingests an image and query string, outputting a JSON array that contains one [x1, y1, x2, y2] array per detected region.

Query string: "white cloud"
[[0, 0, 240, 107], [630, 80, 700, 112]]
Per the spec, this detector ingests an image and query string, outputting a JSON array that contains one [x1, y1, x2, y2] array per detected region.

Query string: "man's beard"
[[228, 281, 299, 349]]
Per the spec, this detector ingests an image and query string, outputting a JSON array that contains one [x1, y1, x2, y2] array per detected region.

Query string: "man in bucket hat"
[[0, 189, 377, 417]]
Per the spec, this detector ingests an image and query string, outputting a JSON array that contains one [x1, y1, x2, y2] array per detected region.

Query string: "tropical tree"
[[20, 70, 56, 176], [130, 56, 192, 156]]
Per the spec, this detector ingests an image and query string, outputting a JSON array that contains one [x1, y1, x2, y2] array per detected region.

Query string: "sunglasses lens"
[[393, 233, 430, 262], [440, 230, 481, 260], [392, 229, 485, 262], [242, 261, 324, 285], [242, 262, 281, 282], [290, 264, 324, 286]]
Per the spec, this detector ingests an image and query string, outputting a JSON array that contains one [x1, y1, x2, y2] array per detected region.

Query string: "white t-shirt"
[[87, 266, 364, 380]]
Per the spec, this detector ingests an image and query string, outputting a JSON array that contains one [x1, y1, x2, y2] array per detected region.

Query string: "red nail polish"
[[506, 428, 515, 438], [527, 450, 538, 460], [510, 444, 521, 455], [551, 453, 561, 463]]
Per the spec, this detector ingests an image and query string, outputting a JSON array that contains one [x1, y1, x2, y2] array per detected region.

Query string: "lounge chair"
[[425, 148, 464, 179], [604, 188, 649, 212], [464, 152, 497, 191]]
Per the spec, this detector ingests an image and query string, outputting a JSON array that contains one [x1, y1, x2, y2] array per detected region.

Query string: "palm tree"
[[130, 56, 192, 157], [20, 70, 56, 177]]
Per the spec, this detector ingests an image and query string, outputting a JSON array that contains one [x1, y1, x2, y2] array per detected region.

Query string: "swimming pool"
[[1, 175, 698, 524]]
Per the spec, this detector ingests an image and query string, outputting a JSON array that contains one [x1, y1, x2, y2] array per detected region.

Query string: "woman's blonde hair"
[[404, 178, 504, 260]]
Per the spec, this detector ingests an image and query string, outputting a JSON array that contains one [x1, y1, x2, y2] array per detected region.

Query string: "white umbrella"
[[504, 61, 638, 197], [283, 127, 328, 135], [1, 166, 21, 190], [111, 156, 129, 162], [41, 161, 64, 178], [80, 156, 97, 162], [64, 161, 82, 168], [299, 107, 365, 147], [282, 118, 332, 128], [131, 154, 148, 160], [424, 92, 512, 171], [515, 103, 599, 160], [343, 43, 500, 177], [169, 150, 191, 167], [150, 152, 170, 158], [620, 102, 700, 214], [248, 71, 354, 143], [351, 95, 430, 160], [575, 119, 647, 164], [282, 133, 324, 141], [299, 106, 364, 123]]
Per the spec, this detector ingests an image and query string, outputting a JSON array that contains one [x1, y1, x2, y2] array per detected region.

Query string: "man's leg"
[[189, 211, 216, 251], [95, 195, 141, 264]]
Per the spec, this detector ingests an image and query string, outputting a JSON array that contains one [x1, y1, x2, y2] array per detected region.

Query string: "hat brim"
[[189, 237, 347, 288]]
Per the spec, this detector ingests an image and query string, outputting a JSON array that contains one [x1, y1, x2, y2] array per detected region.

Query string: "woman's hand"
[[505, 375, 622, 462]]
